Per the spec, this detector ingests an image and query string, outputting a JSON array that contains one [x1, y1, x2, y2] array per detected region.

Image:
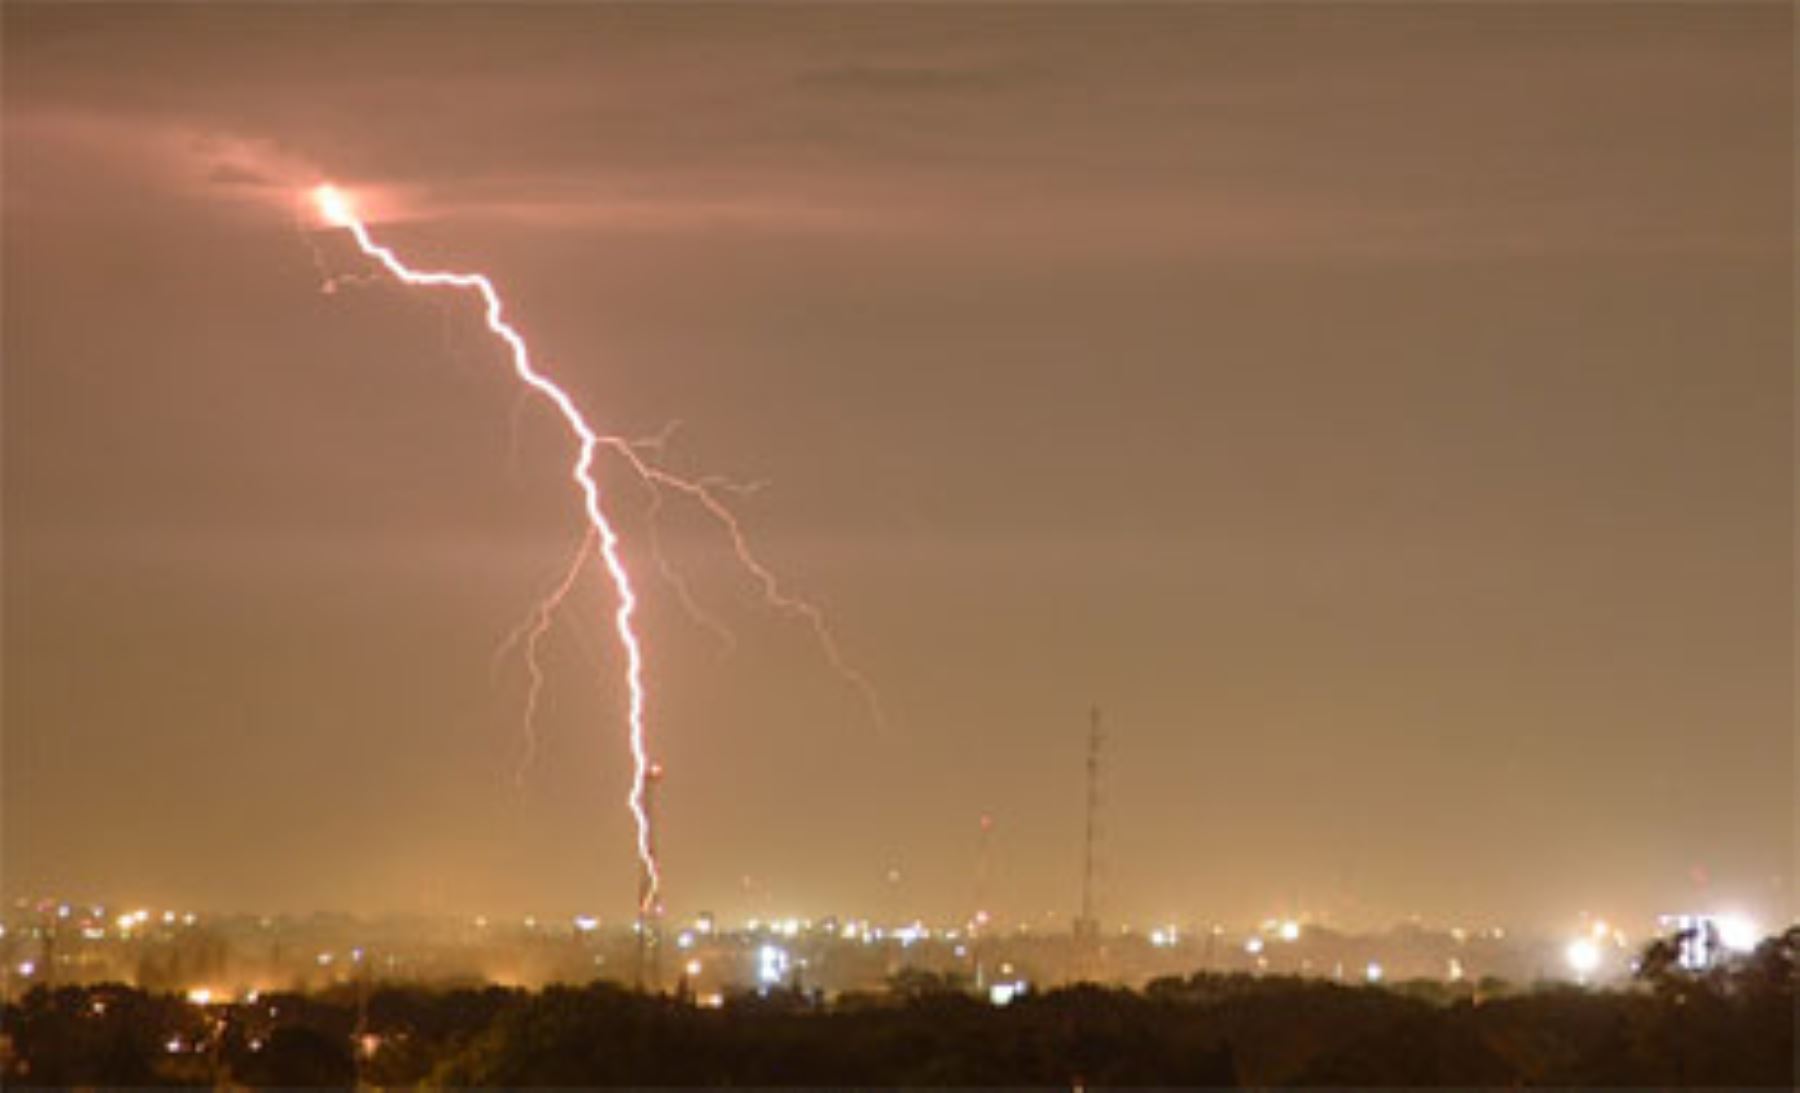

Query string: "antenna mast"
[[1075, 706, 1105, 976]]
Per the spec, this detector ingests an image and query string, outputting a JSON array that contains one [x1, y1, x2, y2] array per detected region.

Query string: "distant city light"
[[1565, 938, 1601, 977], [757, 943, 790, 987], [1716, 913, 1759, 954], [1279, 920, 1302, 942], [15, 961, 34, 978], [186, 988, 214, 1006], [573, 915, 599, 933], [1364, 961, 1383, 983], [1244, 937, 1265, 955]]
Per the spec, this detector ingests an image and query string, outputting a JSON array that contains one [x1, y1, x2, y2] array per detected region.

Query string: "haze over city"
[[4, 1, 1790, 946]]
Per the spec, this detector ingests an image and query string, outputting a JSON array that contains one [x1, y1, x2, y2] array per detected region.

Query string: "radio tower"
[[635, 763, 665, 992], [1074, 706, 1105, 979]]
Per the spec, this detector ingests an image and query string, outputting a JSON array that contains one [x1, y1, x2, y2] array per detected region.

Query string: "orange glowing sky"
[[3, 3, 1791, 931]]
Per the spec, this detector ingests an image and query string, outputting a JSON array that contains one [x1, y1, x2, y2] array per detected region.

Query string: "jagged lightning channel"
[[309, 183, 884, 913], [312, 184, 660, 908]]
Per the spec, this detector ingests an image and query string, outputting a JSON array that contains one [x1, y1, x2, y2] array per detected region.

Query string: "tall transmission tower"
[[1074, 706, 1105, 978], [635, 762, 665, 993]]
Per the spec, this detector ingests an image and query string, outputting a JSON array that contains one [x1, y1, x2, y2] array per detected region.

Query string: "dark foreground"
[[5, 929, 1793, 1087]]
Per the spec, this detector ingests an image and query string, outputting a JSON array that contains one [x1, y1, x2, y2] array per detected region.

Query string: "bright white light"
[[16, 961, 34, 978], [1565, 938, 1601, 977], [684, 958, 702, 977], [1243, 937, 1264, 955], [573, 915, 599, 933], [1279, 920, 1301, 942], [676, 931, 695, 950], [757, 944, 789, 987], [988, 982, 1017, 1006], [1716, 913, 1759, 953], [186, 988, 214, 1006], [314, 185, 355, 227], [1364, 961, 1383, 983]]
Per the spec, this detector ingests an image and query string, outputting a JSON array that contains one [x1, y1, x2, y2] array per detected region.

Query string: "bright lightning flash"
[[311, 183, 658, 905], [309, 183, 880, 913]]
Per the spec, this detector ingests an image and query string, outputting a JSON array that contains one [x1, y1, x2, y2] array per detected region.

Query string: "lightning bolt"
[[312, 184, 660, 908], [309, 183, 883, 915]]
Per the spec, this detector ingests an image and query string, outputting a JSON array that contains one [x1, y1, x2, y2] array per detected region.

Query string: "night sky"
[[4, 4, 1791, 933]]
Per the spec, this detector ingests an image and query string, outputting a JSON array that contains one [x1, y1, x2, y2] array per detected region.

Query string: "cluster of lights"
[[756, 944, 790, 988]]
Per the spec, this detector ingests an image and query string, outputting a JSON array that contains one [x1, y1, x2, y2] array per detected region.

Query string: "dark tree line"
[[4, 927, 1793, 1086]]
